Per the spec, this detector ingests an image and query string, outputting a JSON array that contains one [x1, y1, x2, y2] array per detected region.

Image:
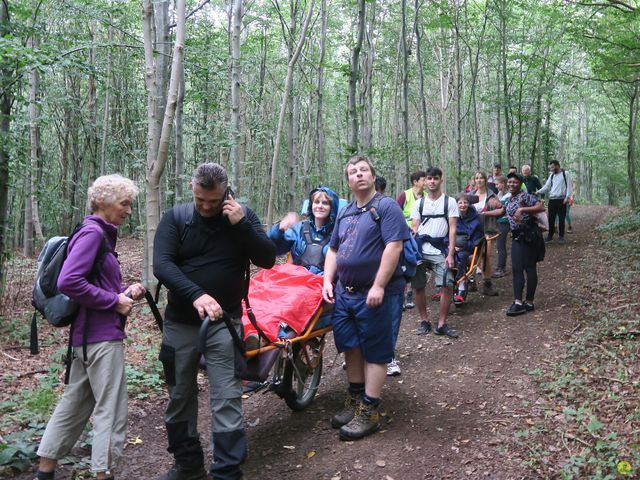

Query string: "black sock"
[[36, 471, 54, 480], [348, 382, 365, 396], [363, 394, 380, 407]]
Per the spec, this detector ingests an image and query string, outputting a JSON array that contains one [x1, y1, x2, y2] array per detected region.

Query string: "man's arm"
[[153, 208, 207, 303], [321, 247, 338, 303], [536, 174, 552, 195], [231, 207, 277, 269], [565, 171, 573, 201], [367, 240, 403, 308], [446, 216, 457, 269], [396, 191, 406, 209]]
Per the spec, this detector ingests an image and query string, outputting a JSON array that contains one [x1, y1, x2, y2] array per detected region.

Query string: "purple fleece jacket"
[[57, 215, 124, 347]]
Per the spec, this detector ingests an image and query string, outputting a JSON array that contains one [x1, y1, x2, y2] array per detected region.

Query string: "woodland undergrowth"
[[513, 208, 640, 479]]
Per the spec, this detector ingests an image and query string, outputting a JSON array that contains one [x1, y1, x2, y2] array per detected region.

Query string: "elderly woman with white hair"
[[33, 174, 146, 480]]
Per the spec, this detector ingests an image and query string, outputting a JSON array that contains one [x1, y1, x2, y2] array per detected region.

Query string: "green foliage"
[[0, 426, 41, 473]]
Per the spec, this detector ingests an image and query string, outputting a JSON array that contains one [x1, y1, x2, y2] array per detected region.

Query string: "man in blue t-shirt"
[[322, 155, 410, 441]]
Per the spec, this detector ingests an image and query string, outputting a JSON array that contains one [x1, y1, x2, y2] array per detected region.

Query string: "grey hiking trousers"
[[160, 317, 246, 480], [37, 340, 127, 474]]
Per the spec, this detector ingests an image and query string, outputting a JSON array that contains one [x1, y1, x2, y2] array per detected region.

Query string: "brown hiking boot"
[[481, 280, 498, 296], [331, 392, 362, 429], [339, 401, 380, 440]]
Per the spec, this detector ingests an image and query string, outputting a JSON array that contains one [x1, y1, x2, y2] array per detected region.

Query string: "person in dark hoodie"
[[448, 193, 484, 305], [268, 186, 340, 275], [34, 174, 145, 480]]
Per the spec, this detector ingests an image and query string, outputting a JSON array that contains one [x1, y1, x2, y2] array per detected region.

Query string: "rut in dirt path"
[[11, 205, 608, 480]]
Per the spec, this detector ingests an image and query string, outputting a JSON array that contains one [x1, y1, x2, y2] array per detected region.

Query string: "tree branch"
[[169, 0, 211, 28]]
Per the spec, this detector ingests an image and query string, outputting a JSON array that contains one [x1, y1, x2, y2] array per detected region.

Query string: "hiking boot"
[[386, 358, 401, 377], [434, 323, 459, 338], [453, 294, 465, 306], [331, 392, 362, 429], [339, 402, 380, 440], [524, 302, 535, 312], [244, 333, 260, 352], [415, 320, 432, 335], [481, 281, 498, 297], [558, 237, 566, 245], [158, 464, 207, 480], [567, 225, 573, 233], [404, 290, 415, 309], [506, 302, 527, 317], [491, 269, 505, 278]]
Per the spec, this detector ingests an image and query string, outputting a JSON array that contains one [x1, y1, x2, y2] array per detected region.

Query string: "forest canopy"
[[0, 0, 639, 284]]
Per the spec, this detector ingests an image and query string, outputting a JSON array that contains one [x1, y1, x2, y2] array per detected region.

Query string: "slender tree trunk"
[[414, 0, 431, 166], [314, 0, 327, 178], [87, 21, 99, 182], [174, 61, 185, 203], [28, 36, 44, 250], [230, 0, 242, 191], [144, 0, 187, 283], [265, 0, 315, 227], [348, 0, 365, 154], [454, 8, 463, 191], [100, 18, 113, 175], [627, 81, 639, 208], [0, 0, 11, 287], [400, 0, 410, 174]]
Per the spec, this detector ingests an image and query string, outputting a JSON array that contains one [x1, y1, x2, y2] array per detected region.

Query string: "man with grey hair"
[[154, 163, 276, 480], [521, 164, 542, 195]]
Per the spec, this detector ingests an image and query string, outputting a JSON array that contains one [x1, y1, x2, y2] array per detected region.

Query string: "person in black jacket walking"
[[153, 163, 276, 480]]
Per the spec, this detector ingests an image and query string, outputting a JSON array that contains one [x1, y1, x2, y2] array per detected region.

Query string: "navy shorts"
[[331, 292, 402, 364]]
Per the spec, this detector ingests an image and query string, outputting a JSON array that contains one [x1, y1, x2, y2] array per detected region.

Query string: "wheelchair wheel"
[[282, 338, 323, 411]]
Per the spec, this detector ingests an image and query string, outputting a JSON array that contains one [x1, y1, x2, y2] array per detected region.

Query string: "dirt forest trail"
[[9, 204, 613, 480]]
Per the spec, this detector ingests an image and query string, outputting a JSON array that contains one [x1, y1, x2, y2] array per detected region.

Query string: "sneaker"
[[386, 358, 401, 377], [524, 302, 535, 312], [506, 302, 527, 317], [404, 290, 415, 309], [558, 237, 566, 245], [567, 225, 573, 233], [158, 464, 207, 480], [331, 392, 362, 429], [415, 320, 432, 335], [545, 236, 553, 243], [481, 281, 498, 297], [339, 401, 380, 440], [431, 291, 443, 301], [491, 269, 505, 278], [453, 294, 465, 306], [434, 323, 459, 338]]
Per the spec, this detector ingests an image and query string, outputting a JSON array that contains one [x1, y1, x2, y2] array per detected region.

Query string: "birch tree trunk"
[[627, 81, 639, 208], [144, 0, 187, 283], [265, 0, 315, 227], [348, 0, 365, 154], [174, 62, 185, 202], [100, 18, 113, 175], [414, 0, 432, 166], [400, 0, 410, 174], [229, 0, 242, 190], [27, 35, 43, 251]]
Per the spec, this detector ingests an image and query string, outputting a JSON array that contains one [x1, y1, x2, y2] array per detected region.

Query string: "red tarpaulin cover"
[[242, 263, 325, 342]]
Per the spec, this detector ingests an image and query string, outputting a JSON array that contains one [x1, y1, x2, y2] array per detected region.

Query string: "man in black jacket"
[[154, 163, 276, 480]]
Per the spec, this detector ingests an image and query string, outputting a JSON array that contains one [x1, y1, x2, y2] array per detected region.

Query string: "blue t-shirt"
[[330, 194, 410, 296]]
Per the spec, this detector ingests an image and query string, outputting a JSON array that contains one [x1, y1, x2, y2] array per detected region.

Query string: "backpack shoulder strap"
[[302, 221, 313, 244], [174, 202, 195, 244]]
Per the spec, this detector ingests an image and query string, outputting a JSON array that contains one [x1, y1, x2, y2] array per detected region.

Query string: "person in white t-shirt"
[[410, 167, 459, 338]]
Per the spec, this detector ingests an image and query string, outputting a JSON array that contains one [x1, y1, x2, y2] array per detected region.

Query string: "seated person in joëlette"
[[446, 193, 484, 305], [243, 187, 340, 349], [268, 186, 340, 275]]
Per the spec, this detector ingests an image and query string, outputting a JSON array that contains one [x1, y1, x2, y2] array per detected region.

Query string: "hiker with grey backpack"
[[33, 174, 145, 480]]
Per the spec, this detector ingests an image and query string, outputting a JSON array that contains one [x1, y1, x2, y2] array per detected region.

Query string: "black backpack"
[[30, 222, 111, 383]]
